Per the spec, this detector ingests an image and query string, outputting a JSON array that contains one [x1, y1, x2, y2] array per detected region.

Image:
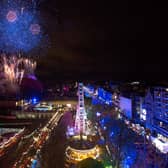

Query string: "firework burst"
[[1, 54, 24, 84], [0, 54, 37, 84], [0, 53, 38, 96], [0, 0, 47, 53]]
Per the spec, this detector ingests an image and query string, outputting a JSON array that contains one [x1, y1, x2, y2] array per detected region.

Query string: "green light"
[[105, 166, 112, 168]]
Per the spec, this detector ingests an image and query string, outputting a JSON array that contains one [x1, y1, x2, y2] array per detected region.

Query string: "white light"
[[140, 109, 147, 121], [96, 112, 101, 117], [151, 136, 168, 153], [142, 109, 147, 114], [66, 104, 72, 108], [131, 81, 140, 85]]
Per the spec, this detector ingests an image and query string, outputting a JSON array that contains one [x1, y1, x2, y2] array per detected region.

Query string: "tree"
[[102, 117, 137, 168], [76, 158, 104, 168]]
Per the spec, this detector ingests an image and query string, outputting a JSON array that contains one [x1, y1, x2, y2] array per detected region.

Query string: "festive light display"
[[22, 58, 36, 75], [74, 83, 87, 135], [65, 146, 100, 163], [0, 53, 37, 93], [66, 83, 100, 166], [0, 0, 45, 52], [1, 55, 36, 83], [97, 88, 112, 105], [84, 85, 113, 105], [0, 55, 24, 84]]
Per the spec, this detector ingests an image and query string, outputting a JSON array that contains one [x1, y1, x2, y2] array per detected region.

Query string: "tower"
[[74, 82, 87, 135], [65, 83, 100, 167]]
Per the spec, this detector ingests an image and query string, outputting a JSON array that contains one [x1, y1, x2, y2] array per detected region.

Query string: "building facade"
[[142, 87, 168, 153], [119, 93, 144, 124], [151, 87, 168, 138], [143, 89, 153, 129], [118, 84, 168, 153]]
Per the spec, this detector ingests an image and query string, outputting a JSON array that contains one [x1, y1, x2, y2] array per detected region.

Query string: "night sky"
[[36, 1, 168, 81]]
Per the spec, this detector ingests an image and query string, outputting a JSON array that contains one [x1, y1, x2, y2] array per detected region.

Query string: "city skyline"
[[0, 1, 168, 168]]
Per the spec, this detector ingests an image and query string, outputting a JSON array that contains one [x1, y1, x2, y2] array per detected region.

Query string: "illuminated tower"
[[74, 83, 87, 135], [65, 83, 100, 167]]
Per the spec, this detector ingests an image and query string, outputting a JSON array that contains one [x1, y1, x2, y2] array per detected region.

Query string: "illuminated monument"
[[65, 83, 100, 167], [74, 83, 87, 135]]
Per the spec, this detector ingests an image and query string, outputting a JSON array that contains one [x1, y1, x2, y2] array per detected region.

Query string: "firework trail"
[[0, 54, 38, 95], [1, 55, 24, 84], [22, 58, 36, 75], [0, 54, 37, 84]]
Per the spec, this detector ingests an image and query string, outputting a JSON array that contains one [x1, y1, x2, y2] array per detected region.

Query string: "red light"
[[6, 11, 17, 22]]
